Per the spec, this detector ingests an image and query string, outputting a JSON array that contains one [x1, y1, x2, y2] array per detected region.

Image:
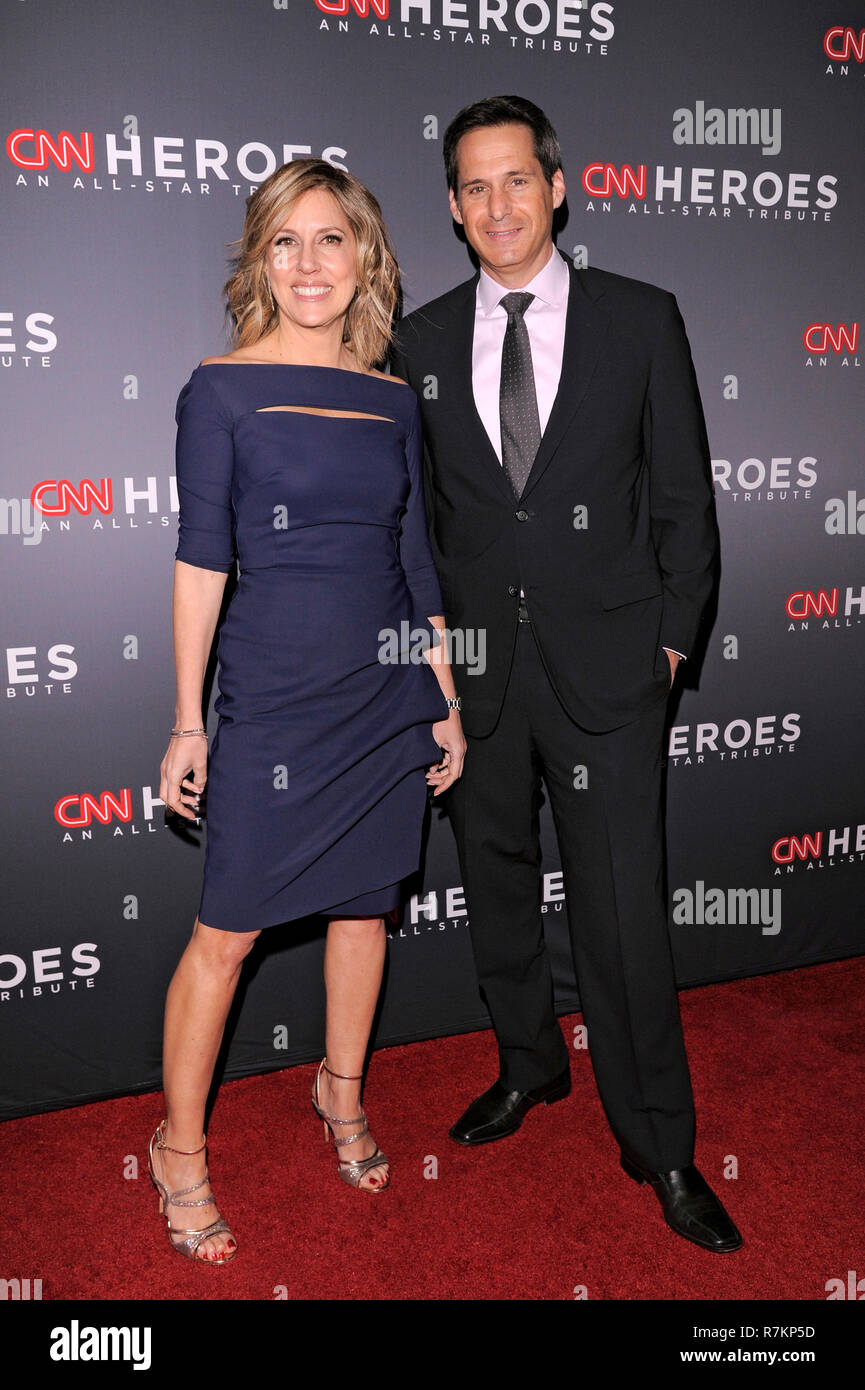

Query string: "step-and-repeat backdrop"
[[2, 1, 863, 1118]]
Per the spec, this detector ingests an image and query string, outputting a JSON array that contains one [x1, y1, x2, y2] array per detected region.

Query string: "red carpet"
[[2, 957, 863, 1301]]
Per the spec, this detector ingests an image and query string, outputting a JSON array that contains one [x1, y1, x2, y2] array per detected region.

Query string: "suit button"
[[515, 509, 529, 522], [507, 585, 518, 596]]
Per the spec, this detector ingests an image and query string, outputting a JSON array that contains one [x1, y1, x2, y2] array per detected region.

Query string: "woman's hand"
[[426, 711, 467, 796], [160, 734, 208, 821]]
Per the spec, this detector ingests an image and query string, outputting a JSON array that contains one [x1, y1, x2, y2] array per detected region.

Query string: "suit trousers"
[[446, 619, 696, 1172]]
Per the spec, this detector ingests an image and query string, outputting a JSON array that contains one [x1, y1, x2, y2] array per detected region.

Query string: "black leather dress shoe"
[[449, 1068, 571, 1146], [620, 1151, 743, 1252]]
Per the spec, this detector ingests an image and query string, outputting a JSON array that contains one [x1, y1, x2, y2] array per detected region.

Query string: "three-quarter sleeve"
[[174, 368, 237, 573], [398, 396, 444, 618]]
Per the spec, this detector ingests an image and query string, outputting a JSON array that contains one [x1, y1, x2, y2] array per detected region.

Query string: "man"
[[390, 96, 740, 1253]]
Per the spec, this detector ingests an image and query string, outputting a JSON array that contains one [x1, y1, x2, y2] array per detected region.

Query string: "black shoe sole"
[[448, 1121, 520, 1147], [448, 1077, 571, 1146], [620, 1153, 744, 1253]]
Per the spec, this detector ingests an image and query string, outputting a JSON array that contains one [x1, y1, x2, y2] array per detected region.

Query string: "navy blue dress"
[[173, 363, 448, 932]]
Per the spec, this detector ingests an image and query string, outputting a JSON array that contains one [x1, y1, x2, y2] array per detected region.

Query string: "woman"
[[153, 159, 465, 1263]]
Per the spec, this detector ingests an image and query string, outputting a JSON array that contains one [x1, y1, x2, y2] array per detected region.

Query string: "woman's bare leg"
[[154, 917, 260, 1260], [317, 914, 389, 1190]]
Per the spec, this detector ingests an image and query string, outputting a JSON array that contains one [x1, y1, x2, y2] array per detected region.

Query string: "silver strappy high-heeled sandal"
[[311, 1058, 390, 1192], [147, 1119, 237, 1262]]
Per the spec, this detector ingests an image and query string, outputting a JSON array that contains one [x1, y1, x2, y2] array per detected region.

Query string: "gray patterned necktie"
[[499, 291, 541, 499]]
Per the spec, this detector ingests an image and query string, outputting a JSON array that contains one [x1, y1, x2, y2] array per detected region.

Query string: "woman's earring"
[[266, 277, 276, 314]]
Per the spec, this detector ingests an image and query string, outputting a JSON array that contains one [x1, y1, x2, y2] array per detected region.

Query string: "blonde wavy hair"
[[223, 159, 400, 371]]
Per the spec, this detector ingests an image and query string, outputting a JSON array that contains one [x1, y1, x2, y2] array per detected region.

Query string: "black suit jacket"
[[390, 251, 719, 736]]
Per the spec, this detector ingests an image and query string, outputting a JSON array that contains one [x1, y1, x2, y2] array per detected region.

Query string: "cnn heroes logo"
[[823, 25, 865, 75], [312, 0, 616, 52], [584, 101, 836, 220], [584, 96, 839, 221], [786, 584, 864, 634], [2, 467, 180, 543], [582, 162, 837, 219], [803, 321, 859, 369], [7, 123, 348, 197], [0, 309, 55, 365], [6, 643, 77, 698], [711, 454, 816, 504], [0, 942, 99, 1003], [401, 871, 565, 932], [667, 713, 800, 768], [772, 822, 865, 875], [55, 786, 171, 842]]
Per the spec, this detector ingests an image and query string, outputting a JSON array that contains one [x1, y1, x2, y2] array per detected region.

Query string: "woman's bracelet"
[[170, 726, 207, 738]]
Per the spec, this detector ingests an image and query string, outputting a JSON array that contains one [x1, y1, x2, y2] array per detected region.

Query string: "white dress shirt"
[[471, 243, 569, 460], [470, 244, 684, 664]]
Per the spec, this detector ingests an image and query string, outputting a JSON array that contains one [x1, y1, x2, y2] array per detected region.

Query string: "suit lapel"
[[521, 256, 609, 500]]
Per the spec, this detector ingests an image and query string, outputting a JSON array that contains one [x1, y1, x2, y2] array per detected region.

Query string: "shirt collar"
[[476, 244, 570, 317]]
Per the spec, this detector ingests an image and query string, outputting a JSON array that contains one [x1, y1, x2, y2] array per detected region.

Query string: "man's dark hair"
[[443, 95, 563, 196]]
